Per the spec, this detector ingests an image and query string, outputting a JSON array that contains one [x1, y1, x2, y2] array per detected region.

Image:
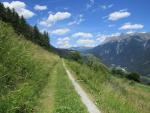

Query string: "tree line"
[[0, 3, 50, 49]]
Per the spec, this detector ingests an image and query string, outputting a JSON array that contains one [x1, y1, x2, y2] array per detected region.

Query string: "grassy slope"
[[65, 60, 150, 113], [1, 20, 149, 113], [0, 21, 87, 113], [0, 21, 59, 112]]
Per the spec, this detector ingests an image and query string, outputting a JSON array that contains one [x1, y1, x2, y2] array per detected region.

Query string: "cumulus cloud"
[[3, 1, 35, 19], [119, 23, 144, 30], [108, 9, 131, 21], [72, 32, 93, 38], [68, 14, 84, 26], [57, 37, 71, 48], [39, 12, 71, 27], [77, 39, 95, 47], [51, 28, 70, 35], [34, 5, 47, 11]]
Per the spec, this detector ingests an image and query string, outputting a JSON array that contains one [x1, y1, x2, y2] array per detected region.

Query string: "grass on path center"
[[35, 60, 88, 113], [34, 61, 59, 113]]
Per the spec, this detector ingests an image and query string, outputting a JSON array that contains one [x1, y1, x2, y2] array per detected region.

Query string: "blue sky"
[[1, 0, 150, 48]]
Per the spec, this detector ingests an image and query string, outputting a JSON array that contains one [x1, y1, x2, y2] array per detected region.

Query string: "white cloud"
[[34, 5, 47, 11], [3, 1, 35, 19], [86, 0, 94, 9], [77, 39, 95, 47], [119, 23, 144, 30], [108, 10, 131, 21], [68, 14, 84, 26], [57, 37, 71, 48], [111, 33, 121, 37], [72, 32, 93, 38], [100, 4, 114, 10], [39, 12, 71, 27], [51, 28, 70, 35], [86, 4, 92, 9]]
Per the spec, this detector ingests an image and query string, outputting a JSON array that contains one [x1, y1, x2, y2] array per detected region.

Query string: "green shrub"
[[126, 72, 140, 82], [70, 51, 82, 63]]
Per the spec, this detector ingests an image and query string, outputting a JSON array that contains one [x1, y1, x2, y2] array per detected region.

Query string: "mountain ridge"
[[69, 46, 93, 52], [87, 32, 150, 77]]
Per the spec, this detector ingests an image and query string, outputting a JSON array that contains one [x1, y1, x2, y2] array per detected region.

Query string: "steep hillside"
[[87, 33, 150, 77], [0, 21, 88, 113], [0, 21, 150, 113], [0, 21, 58, 112]]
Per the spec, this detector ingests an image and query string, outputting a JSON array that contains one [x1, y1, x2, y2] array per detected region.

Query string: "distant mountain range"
[[69, 46, 93, 52], [86, 33, 150, 77]]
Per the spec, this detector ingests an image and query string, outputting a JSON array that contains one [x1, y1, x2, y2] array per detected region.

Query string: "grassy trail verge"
[[35, 61, 59, 113], [35, 60, 88, 113], [65, 60, 150, 113], [62, 60, 101, 113]]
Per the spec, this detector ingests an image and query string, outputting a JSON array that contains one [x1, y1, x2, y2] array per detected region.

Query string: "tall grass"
[[0, 21, 59, 113], [66, 60, 150, 113], [35, 60, 88, 113]]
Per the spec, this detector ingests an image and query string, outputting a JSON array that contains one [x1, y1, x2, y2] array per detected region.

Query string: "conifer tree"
[[0, 3, 50, 49]]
